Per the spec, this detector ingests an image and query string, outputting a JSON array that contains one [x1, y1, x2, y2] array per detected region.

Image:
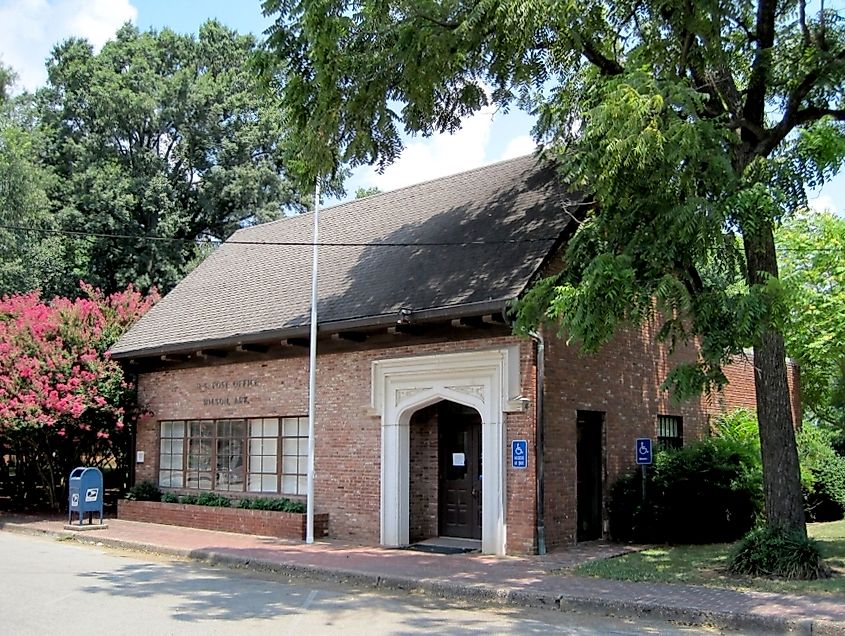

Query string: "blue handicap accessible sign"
[[636, 438, 653, 465], [511, 439, 528, 469]]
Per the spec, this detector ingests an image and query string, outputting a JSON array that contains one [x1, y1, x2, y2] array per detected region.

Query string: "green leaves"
[[778, 211, 845, 434], [0, 96, 57, 296], [36, 21, 308, 295]]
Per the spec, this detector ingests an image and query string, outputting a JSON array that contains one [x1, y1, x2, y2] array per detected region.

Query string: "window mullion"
[[277, 423, 282, 493], [211, 420, 218, 491], [182, 426, 188, 488]]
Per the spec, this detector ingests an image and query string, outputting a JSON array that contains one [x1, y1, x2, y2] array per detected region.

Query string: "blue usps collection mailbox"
[[68, 467, 104, 525]]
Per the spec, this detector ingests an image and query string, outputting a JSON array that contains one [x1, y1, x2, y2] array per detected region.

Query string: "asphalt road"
[[0, 531, 754, 635]]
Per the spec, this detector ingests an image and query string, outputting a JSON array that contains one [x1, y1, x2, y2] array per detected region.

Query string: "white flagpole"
[[306, 178, 320, 544]]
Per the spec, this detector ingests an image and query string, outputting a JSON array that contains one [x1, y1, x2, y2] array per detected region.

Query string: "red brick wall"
[[541, 321, 802, 550], [715, 355, 802, 427], [505, 340, 538, 555], [543, 323, 706, 550], [409, 404, 439, 542], [134, 334, 538, 551], [118, 500, 328, 540]]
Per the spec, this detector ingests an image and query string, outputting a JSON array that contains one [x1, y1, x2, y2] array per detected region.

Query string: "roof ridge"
[[236, 153, 539, 235], [319, 152, 539, 213]]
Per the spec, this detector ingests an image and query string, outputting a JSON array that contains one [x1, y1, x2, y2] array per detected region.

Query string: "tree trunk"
[[753, 329, 806, 535], [745, 223, 807, 536]]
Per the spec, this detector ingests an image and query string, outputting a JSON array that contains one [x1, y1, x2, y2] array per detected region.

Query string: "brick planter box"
[[118, 500, 328, 540]]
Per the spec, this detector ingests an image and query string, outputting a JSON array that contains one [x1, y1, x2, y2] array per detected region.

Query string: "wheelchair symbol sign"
[[636, 438, 653, 465], [511, 439, 528, 469]]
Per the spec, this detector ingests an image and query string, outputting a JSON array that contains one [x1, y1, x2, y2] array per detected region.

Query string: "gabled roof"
[[110, 154, 585, 359]]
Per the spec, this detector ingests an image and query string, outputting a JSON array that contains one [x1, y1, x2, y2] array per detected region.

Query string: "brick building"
[[111, 155, 799, 556]]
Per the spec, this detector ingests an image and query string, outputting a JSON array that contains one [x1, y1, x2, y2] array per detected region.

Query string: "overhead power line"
[[0, 223, 841, 252], [0, 223, 560, 247]]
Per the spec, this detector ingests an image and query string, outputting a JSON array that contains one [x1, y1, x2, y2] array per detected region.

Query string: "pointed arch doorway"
[[410, 400, 482, 542], [371, 347, 521, 556]]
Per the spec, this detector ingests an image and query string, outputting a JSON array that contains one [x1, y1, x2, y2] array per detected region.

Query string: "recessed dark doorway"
[[577, 410, 605, 542], [438, 401, 482, 540]]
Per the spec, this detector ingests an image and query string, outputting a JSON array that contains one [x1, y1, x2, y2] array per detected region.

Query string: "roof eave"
[[109, 298, 512, 361]]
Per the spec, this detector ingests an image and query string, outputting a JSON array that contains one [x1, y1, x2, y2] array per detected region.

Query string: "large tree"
[[261, 0, 845, 536], [0, 67, 61, 296], [37, 20, 310, 296]]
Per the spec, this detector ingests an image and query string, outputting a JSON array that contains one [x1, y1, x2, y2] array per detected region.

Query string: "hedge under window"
[[158, 417, 308, 495]]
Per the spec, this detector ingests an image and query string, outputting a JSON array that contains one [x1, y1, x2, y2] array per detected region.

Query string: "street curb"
[[2, 523, 840, 635]]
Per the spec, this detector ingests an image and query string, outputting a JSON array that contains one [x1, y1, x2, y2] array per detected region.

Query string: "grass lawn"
[[574, 520, 845, 596]]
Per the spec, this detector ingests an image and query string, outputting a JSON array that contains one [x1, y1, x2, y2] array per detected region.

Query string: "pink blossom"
[[0, 282, 157, 447]]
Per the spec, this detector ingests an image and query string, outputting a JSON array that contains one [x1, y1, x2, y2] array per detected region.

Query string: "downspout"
[[503, 305, 547, 556], [529, 330, 547, 556]]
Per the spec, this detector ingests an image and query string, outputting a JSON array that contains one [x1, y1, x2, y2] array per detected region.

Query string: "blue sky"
[[0, 0, 841, 211]]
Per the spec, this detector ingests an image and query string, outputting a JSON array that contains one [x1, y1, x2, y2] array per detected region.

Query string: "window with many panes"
[[657, 415, 683, 450], [281, 417, 308, 495], [158, 417, 308, 495], [159, 421, 185, 488]]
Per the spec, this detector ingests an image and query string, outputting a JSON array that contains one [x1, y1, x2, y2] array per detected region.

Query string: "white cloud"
[[500, 134, 536, 161], [361, 103, 497, 192], [807, 193, 837, 215], [0, 0, 137, 93]]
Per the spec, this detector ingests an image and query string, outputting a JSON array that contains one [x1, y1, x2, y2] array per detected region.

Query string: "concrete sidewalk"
[[2, 515, 843, 635]]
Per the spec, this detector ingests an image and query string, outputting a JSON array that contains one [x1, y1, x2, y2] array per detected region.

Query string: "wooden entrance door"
[[438, 404, 482, 539]]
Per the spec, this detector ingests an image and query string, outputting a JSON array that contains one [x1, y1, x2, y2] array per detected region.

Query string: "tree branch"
[[581, 39, 624, 76], [727, 117, 767, 139], [742, 0, 778, 139], [794, 106, 845, 124], [799, 0, 811, 48], [413, 12, 459, 30], [757, 47, 845, 155]]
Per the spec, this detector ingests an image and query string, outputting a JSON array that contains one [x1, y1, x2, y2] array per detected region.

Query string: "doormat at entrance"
[[404, 543, 480, 555]]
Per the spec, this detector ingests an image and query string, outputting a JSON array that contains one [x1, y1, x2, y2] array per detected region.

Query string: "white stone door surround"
[[371, 346, 522, 556]]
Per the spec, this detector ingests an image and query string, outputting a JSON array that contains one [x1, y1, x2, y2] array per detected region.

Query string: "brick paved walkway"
[[2, 514, 843, 634]]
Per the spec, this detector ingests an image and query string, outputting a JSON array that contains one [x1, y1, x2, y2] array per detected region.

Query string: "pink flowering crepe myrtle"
[[0, 283, 158, 507]]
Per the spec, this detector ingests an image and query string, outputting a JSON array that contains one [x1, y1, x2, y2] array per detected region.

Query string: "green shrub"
[[729, 525, 831, 580], [715, 409, 845, 522], [713, 408, 760, 449], [126, 480, 161, 502], [607, 470, 654, 542], [238, 497, 305, 513], [608, 434, 763, 544], [143, 491, 306, 512], [797, 425, 845, 522], [195, 492, 231, 507]]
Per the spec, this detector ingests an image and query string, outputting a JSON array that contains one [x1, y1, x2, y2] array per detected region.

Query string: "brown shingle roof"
[[110, 154, 584, 358]]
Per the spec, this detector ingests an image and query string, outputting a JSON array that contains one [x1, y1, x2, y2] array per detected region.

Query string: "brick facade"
[[135, 333, 536, 549], [718, 355, 802, 426], [132, 325, 797, 555]]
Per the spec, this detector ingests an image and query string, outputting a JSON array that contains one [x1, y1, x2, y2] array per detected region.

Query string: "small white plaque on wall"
[[136, 451, 145, 464]]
